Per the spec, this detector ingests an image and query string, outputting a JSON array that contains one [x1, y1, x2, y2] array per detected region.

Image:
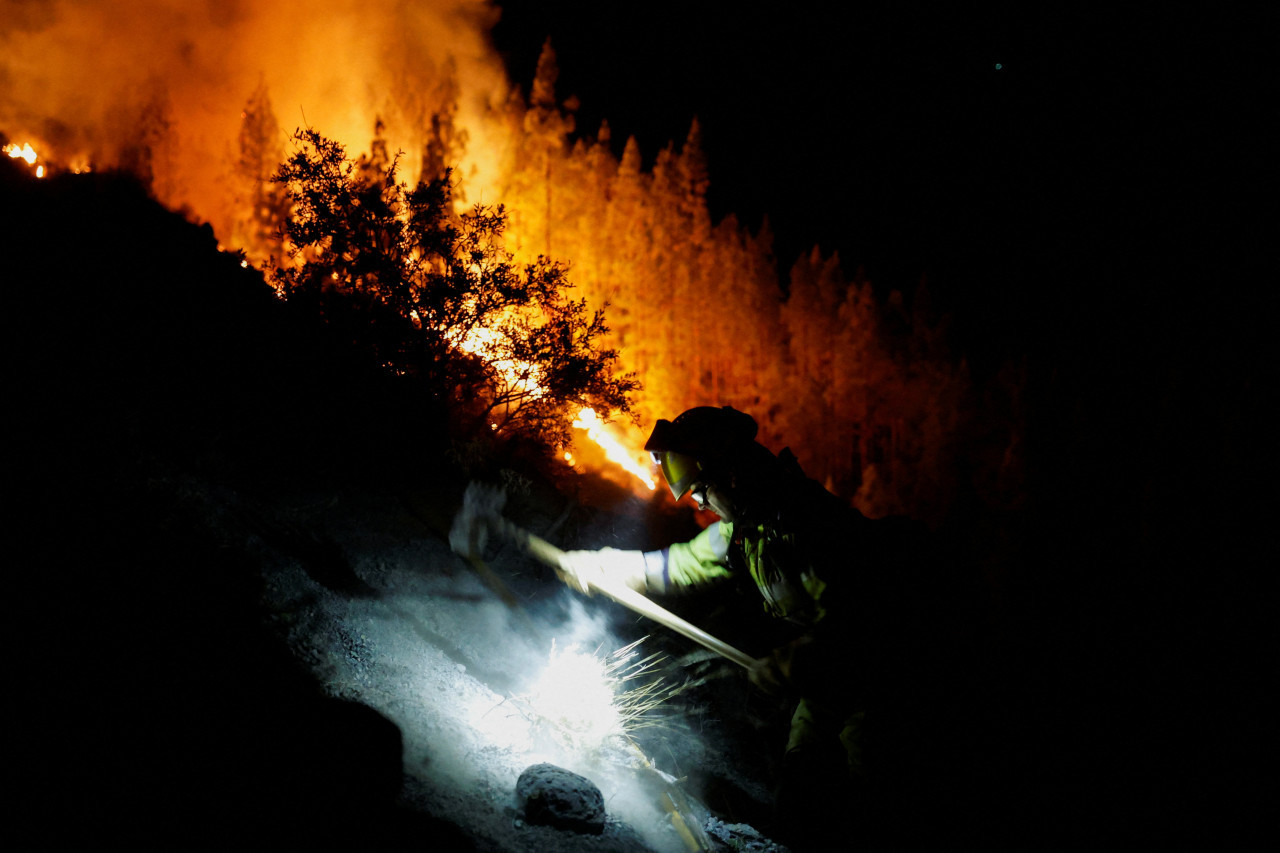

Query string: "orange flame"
[[5, 142, 44, 177], [451, 319, 546, 403], [0, 7, 658, 494], [572, 408, 657, 491], [449, 316, 654, 490], [4, 140, 91, 177]]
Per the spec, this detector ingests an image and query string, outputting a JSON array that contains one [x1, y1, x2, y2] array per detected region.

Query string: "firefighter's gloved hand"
[[556, 549, 602, 594], [748, 654, 786, 696], [557, 548, 648, 595]]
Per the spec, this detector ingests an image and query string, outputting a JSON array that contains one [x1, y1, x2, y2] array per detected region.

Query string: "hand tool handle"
[[487, 515, 755, 670]]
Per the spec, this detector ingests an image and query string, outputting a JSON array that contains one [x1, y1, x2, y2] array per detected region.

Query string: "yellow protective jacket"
[[639, 449, 858, 637], [639, 450, 873, 767], [642, 519, 831, 625], [640, 451, 944, 777], [638, 448, 930, 712]]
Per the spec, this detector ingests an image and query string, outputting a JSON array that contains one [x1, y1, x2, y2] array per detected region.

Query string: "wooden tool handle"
[[488, 515, 755, 670]]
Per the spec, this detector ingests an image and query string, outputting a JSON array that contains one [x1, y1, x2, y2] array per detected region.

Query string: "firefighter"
[[558, 406, 926, 846]]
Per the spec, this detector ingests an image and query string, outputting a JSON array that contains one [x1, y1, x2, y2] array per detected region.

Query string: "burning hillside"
[[0, 0, 508, 219], [1, 0, 1021, 523]]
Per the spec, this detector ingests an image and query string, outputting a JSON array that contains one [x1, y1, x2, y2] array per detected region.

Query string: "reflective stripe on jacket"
[[644, 518, 830, 627]]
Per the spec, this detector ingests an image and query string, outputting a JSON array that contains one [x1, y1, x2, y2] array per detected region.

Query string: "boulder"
[[516, 763, 606, 834]]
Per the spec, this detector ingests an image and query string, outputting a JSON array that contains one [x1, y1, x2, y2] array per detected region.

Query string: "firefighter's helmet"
[[644, 406, 758, 499]]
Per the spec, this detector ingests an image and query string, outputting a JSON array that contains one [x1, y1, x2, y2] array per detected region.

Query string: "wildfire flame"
[[5, 142, 36, 165], [447, 307, 655, 490], [4, 140, 90, 177], [573, 408, 657, 491], [0, 4, 660, 494], [451, 318, 547, 404], [5, 142, 44, 178], [0, 0, 509, 243]]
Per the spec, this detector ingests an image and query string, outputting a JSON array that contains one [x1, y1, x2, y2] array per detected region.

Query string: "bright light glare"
[[466, 637, 677, 760], [526, 641, 623, 750], [463, 641, 621, 757]]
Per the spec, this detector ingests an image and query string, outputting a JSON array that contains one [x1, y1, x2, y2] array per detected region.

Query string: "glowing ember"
[[573, 408, 657, 490]]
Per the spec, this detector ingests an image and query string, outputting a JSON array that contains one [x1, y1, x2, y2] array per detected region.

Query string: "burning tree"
[[272, 128, 637, 448], [232, 82, 289, 269]]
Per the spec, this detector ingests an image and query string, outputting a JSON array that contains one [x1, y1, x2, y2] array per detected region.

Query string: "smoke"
[[0, 0, 510, 234]]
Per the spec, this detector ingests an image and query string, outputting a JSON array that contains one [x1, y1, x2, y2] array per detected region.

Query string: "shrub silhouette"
[[272, 128, 637, 449]]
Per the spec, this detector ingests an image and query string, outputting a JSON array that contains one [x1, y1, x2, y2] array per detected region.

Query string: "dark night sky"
[[491, 2, 1265, 368], [493, 1, 1042, 272]]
